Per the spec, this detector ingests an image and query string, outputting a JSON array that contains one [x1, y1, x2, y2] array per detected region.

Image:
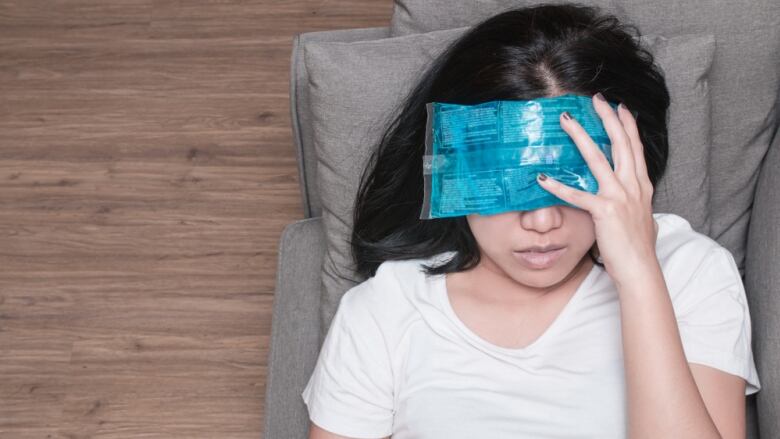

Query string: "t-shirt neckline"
[[436, 261, 600, 357]]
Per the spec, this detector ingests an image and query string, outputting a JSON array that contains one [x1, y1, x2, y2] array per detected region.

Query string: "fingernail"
[[595, 92, 606, 102], [537, 172, 547, 181], [562, 111, 572, 121]]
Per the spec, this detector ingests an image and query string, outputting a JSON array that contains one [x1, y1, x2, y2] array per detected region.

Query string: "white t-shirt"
[[301, 212, 761, 438]]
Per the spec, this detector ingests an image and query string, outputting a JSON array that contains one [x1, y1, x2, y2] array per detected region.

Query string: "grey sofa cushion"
[[744, 111, 780, 438], [303, 26, 716, 337], [389, 0, 780, 275], [264, 218, 326, 439], [290, 26, 390, 219]]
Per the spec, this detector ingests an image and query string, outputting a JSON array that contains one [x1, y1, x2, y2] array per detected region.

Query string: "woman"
[[303, 3, 759, 438]]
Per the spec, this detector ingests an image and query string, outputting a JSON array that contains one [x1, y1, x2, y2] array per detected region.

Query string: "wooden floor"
[[0, 1, 391, 437]]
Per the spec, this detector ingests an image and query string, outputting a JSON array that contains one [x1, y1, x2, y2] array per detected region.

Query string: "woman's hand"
[[536, 92, 659, 285]]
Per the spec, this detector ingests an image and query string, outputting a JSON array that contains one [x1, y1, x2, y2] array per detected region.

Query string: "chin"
[[522, 264, 570, 283], [503, 259, 564, 284]]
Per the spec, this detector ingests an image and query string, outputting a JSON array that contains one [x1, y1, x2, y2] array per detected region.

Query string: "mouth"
[[516, 244, 565, 253], [513, 247, 567, 269]]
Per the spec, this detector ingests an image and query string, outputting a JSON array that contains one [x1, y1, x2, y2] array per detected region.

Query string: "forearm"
[[614, 257, 721, 439]]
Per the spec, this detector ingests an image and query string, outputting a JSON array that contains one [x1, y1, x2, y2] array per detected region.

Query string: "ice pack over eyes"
[[420, 93, 619, 219]]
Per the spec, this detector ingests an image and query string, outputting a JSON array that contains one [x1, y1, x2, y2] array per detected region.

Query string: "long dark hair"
[[350, 2, 670, 279]]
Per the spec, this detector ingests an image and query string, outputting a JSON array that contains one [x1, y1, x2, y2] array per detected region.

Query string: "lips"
[[513, 247, 567, 269], [516, 244, 565, 253]]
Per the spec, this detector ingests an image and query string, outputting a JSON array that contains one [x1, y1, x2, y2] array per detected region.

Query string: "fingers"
[[559, 109, 618, 192], [536, 172, 599, 212], [547, 94, 653, 215], [590, 93, 641, 196]]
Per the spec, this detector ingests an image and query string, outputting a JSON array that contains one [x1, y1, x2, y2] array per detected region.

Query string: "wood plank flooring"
[[0, 1, 391, 437]]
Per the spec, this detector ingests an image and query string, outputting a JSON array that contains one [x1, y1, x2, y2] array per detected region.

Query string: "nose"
[[519, 205, 563, 233]]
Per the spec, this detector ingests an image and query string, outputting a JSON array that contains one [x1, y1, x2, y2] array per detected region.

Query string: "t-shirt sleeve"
[[673, 246, 762, 395], [301, 282, 395, 438]]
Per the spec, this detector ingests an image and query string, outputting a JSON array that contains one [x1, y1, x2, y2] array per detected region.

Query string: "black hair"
[[350, 2, 670, 280]]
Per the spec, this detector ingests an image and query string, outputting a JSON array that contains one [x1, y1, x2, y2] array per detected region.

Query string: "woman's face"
[[466, 205, 596, 290]]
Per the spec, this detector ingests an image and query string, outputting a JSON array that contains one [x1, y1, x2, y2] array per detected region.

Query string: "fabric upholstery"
[[289, 27, 390, 219], [744, 107, 780, 437], [263, 217, 326, 439]]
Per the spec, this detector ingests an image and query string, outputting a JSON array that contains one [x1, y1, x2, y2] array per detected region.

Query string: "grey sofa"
[[264, 2, 779, 438]]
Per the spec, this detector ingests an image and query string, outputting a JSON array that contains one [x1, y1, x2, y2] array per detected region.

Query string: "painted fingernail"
[[562, 111, 572, 121], [595, 92, 606, 102], [537, 172, 548, 181]]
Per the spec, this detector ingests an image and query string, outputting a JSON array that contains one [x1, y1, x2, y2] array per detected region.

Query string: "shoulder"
[[654, 212, 722, 265], [653, 213, 739, 301], [654, 212, 720, 252], [339, 258, 416, 312], [336, 255, 444, 345], [337, 251, 453, 334], [341, 253, 450, 309], [652, 216, 760, 394]]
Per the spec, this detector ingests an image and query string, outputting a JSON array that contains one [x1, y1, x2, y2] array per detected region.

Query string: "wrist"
[[610, 252, 664, 292]]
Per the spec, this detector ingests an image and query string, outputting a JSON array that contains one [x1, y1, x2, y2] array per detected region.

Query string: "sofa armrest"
[[263, 217, 325, 439], [744, 117, 780, 438]]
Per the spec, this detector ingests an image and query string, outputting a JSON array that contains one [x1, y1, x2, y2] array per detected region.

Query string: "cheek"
[[581, 222, 597, 243], [567, 212, 596, 239], [470, 220, 516, 253], [573, 226, 598, 256]]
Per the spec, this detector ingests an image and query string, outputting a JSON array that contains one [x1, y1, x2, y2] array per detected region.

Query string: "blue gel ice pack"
[[420, 93, 619, 219]]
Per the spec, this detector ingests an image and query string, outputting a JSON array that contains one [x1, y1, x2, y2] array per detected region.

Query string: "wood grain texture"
[[0, 1, 392, 437]]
